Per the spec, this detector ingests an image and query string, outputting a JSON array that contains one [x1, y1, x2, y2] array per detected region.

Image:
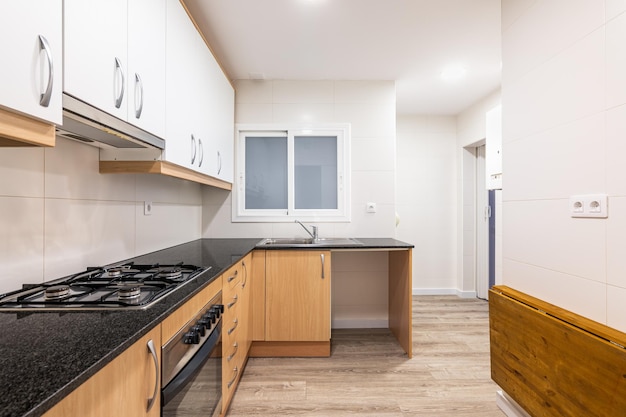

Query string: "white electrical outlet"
[[366, 202, 377, 213], [144, 201, 153, 216], [569, 194, 607, 218]]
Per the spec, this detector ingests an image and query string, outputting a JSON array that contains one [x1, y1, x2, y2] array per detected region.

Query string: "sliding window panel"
[[294, 136, 338, 210], [245, 136, 288, 210]]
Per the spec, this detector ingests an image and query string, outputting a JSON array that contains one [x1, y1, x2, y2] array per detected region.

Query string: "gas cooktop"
[[0, 262, 210, 311]]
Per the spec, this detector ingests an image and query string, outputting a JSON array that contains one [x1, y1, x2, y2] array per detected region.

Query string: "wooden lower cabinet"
[[265, 250, 331, 342], [221, 253, 252, 414], [43, 326, 161, 417]]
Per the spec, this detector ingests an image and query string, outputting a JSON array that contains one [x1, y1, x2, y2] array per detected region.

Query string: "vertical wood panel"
[[388, 249, 412, 358]]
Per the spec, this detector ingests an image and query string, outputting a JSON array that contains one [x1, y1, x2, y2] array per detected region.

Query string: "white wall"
[[0, 137, 203, 294], [202, 80, 396, 327], [501, 0, 626, 332], [396, 115, 458, 293]]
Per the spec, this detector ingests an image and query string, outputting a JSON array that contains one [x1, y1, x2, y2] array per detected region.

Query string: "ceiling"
[[184, 0, 501, 116]]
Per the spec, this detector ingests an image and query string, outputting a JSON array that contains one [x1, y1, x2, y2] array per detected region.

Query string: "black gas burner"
[[0, 262, 210, 311]]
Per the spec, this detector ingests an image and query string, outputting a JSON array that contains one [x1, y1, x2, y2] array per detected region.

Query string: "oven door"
[[162, 321, 222, 417]]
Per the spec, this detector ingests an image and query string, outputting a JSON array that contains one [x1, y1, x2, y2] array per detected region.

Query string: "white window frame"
[[233, 123, 351, 222]]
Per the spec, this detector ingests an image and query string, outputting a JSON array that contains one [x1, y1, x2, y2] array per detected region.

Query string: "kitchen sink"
[[257, 237, 364, 247]]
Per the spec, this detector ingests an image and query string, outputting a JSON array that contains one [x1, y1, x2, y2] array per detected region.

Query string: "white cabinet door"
[[165, 0, 211, 171], [0, 0, 62, 124], [64, 0, 128, 120], [127, 0, 166, 138], [213, 72, 235, 183]]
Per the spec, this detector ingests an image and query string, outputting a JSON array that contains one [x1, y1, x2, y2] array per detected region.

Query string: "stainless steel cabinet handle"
[[227, 342, 238, 361], [241, 261, 247, 289], [217, 151, 222, 175], [228, 318, 239, 335], [134, 73, 144, 119], [227, 294, 238, 309], [146, 339, 159, 412], [227, 366, 239, 388], [227, 269, 238, 283], [190, 134, 197, 164], [38, 35, 53, 107], [114, 57, 125, 109], [321, 253, 325, 279], [198, 138, 204, 167]]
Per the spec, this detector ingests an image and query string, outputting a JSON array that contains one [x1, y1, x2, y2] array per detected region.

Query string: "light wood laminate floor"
[[227, 296, 505, 416]]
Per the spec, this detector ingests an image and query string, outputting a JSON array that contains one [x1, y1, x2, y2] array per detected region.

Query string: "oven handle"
[[161, 323, 222, 406], [147, 339, 159, 412]]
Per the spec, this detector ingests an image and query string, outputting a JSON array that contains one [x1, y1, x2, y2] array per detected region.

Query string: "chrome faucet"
[[295, 220, 318, 242]]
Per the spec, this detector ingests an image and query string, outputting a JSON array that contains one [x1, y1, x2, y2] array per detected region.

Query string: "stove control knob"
[[198, 316, 211, 330], [217, 304, 224, 314], [183, 330, 199, 344], [194, 323, 205, 337]]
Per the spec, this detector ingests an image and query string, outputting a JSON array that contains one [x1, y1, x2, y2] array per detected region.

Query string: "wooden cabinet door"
[[0, 0, 62, 124], [265, 250, 331, 341], [43, 326, 161, 417]]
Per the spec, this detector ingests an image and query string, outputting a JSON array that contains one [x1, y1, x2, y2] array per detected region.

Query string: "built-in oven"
[[161, 292, 223, 417]]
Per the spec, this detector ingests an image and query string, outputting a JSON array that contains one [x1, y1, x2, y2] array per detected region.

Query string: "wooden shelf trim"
[[99, 160, 232, 190], [0, 107, 55, 147]]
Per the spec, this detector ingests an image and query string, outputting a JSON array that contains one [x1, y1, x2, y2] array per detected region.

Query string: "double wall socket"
[[569, 194, 607, 218]]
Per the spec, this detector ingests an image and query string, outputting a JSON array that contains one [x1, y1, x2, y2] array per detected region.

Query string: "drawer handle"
[[114, 57, 125, 109], [38, 35, 53, 107], [242, 261, 247, 289], [227, 366, 239, 388], [228, 318, 239, 335], [227, 342, 238, 361], [227, 270, 238, 283], [227, 294, 238, 309], [321, 253, 325, 279], [146, 339, 159, 412]]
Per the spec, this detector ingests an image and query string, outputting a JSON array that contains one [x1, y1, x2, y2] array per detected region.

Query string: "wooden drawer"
[[223, 262, 242, 292]]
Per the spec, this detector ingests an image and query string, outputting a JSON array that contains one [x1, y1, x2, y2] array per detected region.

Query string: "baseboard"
[[495, 389, 531, 417], [412, 288, 477, 298], [332, 318, 388, 329]]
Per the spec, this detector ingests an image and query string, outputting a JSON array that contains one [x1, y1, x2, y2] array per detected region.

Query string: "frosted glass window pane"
[[294, 136, 337, 209], [245, 136, 287, 209]]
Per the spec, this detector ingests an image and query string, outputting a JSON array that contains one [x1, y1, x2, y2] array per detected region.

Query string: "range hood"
[[56, 94, 165, 150]]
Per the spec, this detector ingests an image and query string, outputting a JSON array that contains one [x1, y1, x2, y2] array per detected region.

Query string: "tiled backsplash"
[[0, 137, 202, 294]]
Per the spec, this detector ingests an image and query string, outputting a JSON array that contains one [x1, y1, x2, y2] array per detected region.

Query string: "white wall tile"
[[607, 285, 626, 333], [44, 199, 136, 280], [45, 138, 136, 201], [233, 80, 273, 103], [351, 137, 395, 172], [606, 197, 626, 289], [606, 0, 626, 21], [501, 0, 537, 31], [235, 102, 273, 123], [334, 81, 395, 105], [334, 102, 396, 138], [272, 80, 334, 103], [503, 258, 607, 324], [0, 197, 44, 293], [0, 148, 44, 198], [502, 0, 604, 85], [606, 13, 626, 109], [272, 102, 334, 124], [504, 199, 606, 284], [135, 174, 202, 204], [606, 104, 626, 196], [136, 202, 202, 255], [504, 113, 605, 201], [503, 27, 605, 142], [351, 171, 395, 205]]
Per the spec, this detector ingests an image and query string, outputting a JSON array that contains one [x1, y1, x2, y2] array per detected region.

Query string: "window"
[[233, 124, 350, 222]]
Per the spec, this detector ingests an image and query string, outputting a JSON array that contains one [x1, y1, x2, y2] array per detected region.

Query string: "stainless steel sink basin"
[[257, 237, 363, 247]]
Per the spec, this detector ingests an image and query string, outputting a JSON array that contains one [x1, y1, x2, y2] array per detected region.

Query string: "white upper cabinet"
[[64, 0, 165, 137], [0, 0, 62, 124], [165, 0, 234, 183]]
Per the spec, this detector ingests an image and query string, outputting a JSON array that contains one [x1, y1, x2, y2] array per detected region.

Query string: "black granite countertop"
[[0, 237, 412, 417]]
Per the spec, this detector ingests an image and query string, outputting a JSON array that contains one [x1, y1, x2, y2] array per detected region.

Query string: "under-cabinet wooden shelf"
[[0, 107, 55, 147]]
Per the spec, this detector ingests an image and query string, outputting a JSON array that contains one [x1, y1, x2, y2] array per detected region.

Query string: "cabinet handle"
[[190, 134, 197, 164], [38, 35, 53, 108], [198, 138, 204, 167], [228, 318, 239, 335], [227, 366, 239, 388], [227, 269, 238, 283], [217, 151, 222, 175], [241, 261, 247, 289], [146, 339, 159, 412], [227, 294, 238, 309], [134, 73, 144, 119], [321, 253, 325, 279], [227, 342, 238, 361], [114, 57, 125, 109]]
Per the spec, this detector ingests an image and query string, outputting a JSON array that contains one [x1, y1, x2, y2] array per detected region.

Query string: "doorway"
[[475, 145, 495, 300]]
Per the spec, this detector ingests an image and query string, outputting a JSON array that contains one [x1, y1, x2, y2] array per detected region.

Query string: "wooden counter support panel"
[[489, 285, 626, 417], [250, 250, 266, 341], [388, 249, 413, 358]]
